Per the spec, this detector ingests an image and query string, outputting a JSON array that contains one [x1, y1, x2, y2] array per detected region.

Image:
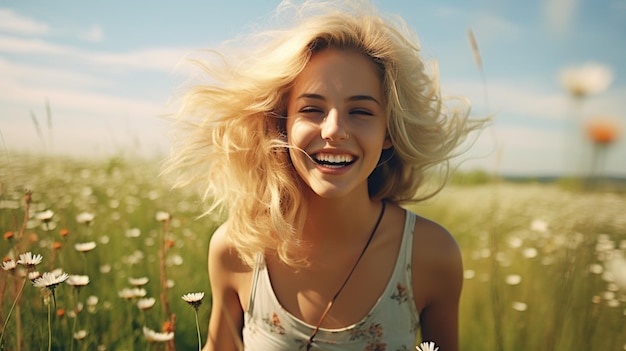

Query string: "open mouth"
[[311, 153, 356, 168]]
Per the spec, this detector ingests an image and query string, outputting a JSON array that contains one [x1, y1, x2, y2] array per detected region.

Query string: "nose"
[[321, 109, 349, 141]]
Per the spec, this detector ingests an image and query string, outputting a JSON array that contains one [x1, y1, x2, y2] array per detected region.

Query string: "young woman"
[[166, 1, 485, 350]]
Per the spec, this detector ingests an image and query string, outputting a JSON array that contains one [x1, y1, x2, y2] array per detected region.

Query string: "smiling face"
[[286, 48, 392, 200]]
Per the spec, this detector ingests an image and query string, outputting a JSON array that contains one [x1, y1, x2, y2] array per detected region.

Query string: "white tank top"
[[243, 210, 420, 350]]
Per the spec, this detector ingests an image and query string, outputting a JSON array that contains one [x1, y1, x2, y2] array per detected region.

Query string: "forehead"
[[291, 49, 383, 100]]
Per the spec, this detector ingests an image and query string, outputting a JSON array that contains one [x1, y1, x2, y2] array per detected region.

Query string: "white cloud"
[[435, 6, 521, 43], [0, 35, 188, 72], [544, 0, 580, 36], [0, 57, 113, 90], [0, 8, 50, 35], [79, 24, 104, 43], [443, 80, 569, 120]]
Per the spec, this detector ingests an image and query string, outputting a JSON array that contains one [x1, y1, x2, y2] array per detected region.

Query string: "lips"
[[311, 152, 356, 168]]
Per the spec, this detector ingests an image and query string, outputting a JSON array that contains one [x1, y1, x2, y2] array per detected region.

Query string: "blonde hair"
[[165, 0, 486, 267]]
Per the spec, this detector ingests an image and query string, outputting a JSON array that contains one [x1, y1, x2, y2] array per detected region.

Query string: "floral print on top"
[[243, 210, 420, 351]]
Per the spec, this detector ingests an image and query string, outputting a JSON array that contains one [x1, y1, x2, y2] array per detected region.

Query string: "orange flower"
[[586, 117, 621, 145], [162, 320, 174, 333], [166, 239, 175, 248], [3, 231, 13, 240], [59, 228, 70, 237], [56, 308, 65, 317], [52, 242, 62, 250]]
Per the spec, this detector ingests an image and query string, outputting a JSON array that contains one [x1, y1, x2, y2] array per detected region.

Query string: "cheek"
[[286, 118, 317, 146]]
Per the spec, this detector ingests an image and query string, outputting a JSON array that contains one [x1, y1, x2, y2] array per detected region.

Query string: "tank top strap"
[[247, 252, 264, 315]]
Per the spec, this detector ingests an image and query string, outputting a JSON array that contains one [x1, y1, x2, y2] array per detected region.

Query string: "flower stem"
[[195, 310, 202, 351], [0, 276, 27, 348], [47, 300, 52, 351]]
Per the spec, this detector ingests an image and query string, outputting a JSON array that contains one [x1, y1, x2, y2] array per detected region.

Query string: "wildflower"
[[162, 320, 174, 333], [66, 275, 90, 287], [87, 295, 99, 306], [522, 247, 538, 259], [586, 117, 622, 145], [605, 254, 626, 291], [417, 341, 439, 351], [505, 274, 522, 286], [125, 228, 141, 238], [2, 259, 17, 271], [4, 231, 13, 240], [75, 241, 97, 252], [530, 219, 548, 233], [560, 63, 613, 98], [166, 239, 175, 248], [129, 277, 149, 286], [183, 292, 205, 350], [99, 264, 111, 273], [511, 301, 528, 312], [52, 241, 62, 250], [36, 209, 54, 222], [118, 287, 147, 299], [74, 330, 88, 340], [57, 308, 65, 317], [76, 212, 95, 225], [28, 271, 41, 280], [137, 297, 156, 310], [143, 326, 174, 342], [33, 271, 69, 289], [17, 252, 43, 268], [59, 228, 70, 237], [155, 211, 171, 222], [182, 292, 205, 311]]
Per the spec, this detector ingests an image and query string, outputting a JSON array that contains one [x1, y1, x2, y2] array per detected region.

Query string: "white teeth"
[[314, 153, 354, 164]]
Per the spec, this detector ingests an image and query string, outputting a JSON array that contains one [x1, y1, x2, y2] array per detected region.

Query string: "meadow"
[[1, 153, 625, 350]]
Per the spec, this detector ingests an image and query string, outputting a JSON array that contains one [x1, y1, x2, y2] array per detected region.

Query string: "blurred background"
[[1, 0, 625, 178]]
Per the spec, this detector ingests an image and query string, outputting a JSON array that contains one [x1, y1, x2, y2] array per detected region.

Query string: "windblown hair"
[[165, 0, 486, 267]]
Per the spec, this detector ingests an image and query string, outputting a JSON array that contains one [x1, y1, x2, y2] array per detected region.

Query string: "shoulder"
[[410, 213, 463, 307], [208, 222, 252, 290]]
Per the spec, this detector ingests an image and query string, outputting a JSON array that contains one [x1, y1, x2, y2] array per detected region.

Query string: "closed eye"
[[350, 109, 374, 116], [300, 107, 324, 114]]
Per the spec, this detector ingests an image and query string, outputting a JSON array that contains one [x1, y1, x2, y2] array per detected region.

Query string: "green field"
[[1, 154, 625, 350]]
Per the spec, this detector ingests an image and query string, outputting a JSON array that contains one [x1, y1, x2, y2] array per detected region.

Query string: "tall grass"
[[1, 154, 625, 350]]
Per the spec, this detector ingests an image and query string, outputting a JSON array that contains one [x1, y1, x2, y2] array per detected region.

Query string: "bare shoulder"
[[208, 221, 252, 289], [412, 215, 461, 262], [411, 213, 463, 307]]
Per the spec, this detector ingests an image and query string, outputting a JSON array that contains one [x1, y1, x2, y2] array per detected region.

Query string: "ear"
[[382, 135, 393, 150]]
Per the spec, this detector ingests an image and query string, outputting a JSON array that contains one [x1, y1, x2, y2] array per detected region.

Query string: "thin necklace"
[[305, 201, 386, 350]]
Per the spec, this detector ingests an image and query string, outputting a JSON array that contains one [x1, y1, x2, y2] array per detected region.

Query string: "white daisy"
[[137, 297, 156, 310], [28, 271, 41, 280], [73, 330, 88, 340], [66, 275, 90, 287], [17, 252, 43, 268], [416, 341, 439, 351], [128, 277, 149, 286], [33, 271, 69, 289], [143, 326, 174, 342], [75, 241, 97, 252], [118, 287, 147, 300], [36, 209, 54, 222], [182, 292, 205, 310], [155, 211, 171, 222], [75, 212, 95, 225], [2, 259, 17, 271]]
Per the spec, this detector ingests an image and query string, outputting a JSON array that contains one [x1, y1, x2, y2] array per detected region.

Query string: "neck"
[[301, 193, 384, 245]]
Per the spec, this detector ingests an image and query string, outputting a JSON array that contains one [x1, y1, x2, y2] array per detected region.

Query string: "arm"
[[413, 219, 463, 351], [203, 223, 245, 351]]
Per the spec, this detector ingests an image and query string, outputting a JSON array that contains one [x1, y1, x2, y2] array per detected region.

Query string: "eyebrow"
[[297, 93, 381, 106]]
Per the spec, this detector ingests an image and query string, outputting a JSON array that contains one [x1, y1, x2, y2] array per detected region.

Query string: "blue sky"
[[1, 0, 625, 176]]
